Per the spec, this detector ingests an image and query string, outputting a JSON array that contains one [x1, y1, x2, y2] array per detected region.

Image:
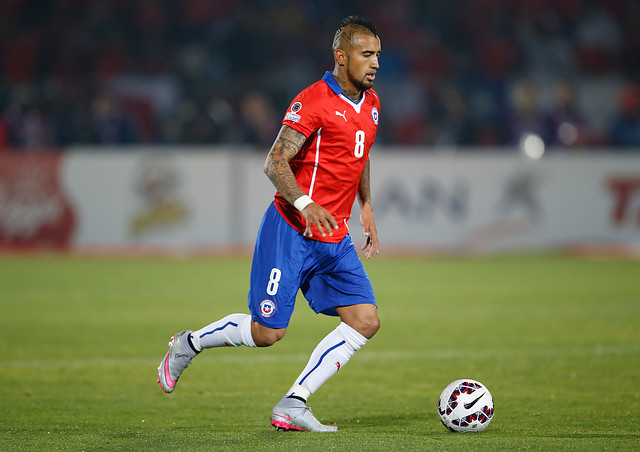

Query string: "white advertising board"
[[361, 152, 640, 252], [61, 149, 236, 249], [2, 149, 639, 253]]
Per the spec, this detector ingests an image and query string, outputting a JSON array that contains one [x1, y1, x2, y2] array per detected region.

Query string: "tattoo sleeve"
[[263, 125, 309, 205], [358, 157, 372, 206]]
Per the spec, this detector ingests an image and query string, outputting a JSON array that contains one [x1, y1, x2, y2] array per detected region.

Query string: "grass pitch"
[[1, 253, 639, 450]]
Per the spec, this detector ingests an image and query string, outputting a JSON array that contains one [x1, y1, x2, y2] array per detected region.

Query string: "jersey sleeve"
[[282, 85, 323, 138]]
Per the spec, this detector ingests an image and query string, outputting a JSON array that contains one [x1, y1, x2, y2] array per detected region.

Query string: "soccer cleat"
[[157, 330, 197, 393], [271, 405, 339, 432]]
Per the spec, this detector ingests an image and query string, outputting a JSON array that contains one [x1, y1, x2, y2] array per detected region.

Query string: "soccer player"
[[157, 15, 382, 432]]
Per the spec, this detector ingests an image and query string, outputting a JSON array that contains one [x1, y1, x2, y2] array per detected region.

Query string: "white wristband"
[[294, 195, 313, 212]]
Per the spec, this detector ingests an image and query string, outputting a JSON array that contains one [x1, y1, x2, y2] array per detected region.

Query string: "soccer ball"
[[437, 379, 494, 432]]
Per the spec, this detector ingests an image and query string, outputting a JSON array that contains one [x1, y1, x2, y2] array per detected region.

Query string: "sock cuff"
[[188, 333, 202, 353], [240, 314, 257, 348], [336, 322, 368, 351], [287, 383, 311, 401]]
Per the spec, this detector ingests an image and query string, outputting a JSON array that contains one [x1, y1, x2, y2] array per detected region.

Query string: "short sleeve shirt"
[[274, 72, 380, 242]]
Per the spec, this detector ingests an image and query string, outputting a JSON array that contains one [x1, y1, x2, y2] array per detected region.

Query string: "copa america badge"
[[285, 102, 302, 123], [371, 107, 379, 124], [259, 299, 276, 318]]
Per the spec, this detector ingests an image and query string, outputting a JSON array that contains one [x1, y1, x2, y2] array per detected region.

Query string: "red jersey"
[[274, 72, 380, 243]]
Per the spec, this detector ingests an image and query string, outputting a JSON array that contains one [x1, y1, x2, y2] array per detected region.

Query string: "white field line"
[[4, 344, 639, 369]]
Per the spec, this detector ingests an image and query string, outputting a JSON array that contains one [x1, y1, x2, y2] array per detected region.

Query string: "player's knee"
[[349, 311, 380, 339], [337, 304, 380, 339], [251, 323, 286, 347], [360, 312, 380, 339]]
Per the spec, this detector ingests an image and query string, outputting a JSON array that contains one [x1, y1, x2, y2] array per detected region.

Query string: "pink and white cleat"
[[157, 331, 197, 393], [271, 405, 339, 432]]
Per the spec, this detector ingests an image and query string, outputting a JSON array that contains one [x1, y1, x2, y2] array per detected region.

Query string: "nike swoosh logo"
[[164, 357, 176, 388], [464, 393, 485, 410], [273, 413, 291, 421]]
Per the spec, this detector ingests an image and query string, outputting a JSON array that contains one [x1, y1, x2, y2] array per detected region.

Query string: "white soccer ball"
[[437, 379, 494, 432]]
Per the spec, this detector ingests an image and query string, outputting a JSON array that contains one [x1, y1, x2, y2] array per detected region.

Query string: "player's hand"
[[360, 203, 379, 259], [301, 203, 339, 238]]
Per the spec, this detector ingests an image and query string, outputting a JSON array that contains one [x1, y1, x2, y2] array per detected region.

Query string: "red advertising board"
[[0, 153, 75, 248]]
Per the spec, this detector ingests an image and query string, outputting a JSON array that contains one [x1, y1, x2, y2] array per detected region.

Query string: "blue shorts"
[[248, 202, 376, 329]]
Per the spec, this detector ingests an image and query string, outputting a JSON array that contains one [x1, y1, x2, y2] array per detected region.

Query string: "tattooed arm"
[[264, 125, 338, 237], [263, 125, 308, 205], [357, 157, 379, 258]]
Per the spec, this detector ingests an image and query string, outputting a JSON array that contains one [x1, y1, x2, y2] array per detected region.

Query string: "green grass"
[[1, 254, 639, 450]]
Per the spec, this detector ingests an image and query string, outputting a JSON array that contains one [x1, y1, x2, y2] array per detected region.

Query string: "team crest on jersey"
[[259, 299, 276, 318], [371, 107, 379, 125], [291, 102, 302, 113]]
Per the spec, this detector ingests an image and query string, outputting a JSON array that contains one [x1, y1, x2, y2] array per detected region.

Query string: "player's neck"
[[342, 89, 362, 103], [333, 70, 363, 103]]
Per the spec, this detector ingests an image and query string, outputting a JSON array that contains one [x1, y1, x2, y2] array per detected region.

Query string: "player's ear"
[[334, 48, 346, 66]]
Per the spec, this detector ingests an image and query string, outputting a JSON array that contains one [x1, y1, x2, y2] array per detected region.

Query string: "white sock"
[[191, 313, 256, 349], [286, 322, 368, 399]]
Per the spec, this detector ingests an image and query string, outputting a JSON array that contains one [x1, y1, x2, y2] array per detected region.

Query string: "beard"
[[346, 59, 374, 92], [348, 72, 374, 92]]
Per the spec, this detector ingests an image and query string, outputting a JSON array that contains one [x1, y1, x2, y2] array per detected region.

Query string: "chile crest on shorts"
[[259, 299, 276, 318]]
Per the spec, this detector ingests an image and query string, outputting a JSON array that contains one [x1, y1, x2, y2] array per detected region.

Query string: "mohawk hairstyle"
[[332, 15, 378, 51], [339, 15, 378, 37]]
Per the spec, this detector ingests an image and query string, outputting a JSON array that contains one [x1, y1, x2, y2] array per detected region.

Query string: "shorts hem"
[[316, 299, 377, 317]]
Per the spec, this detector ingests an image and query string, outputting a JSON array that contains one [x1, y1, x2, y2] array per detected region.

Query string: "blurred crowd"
[[1, 0, 639, 151]]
